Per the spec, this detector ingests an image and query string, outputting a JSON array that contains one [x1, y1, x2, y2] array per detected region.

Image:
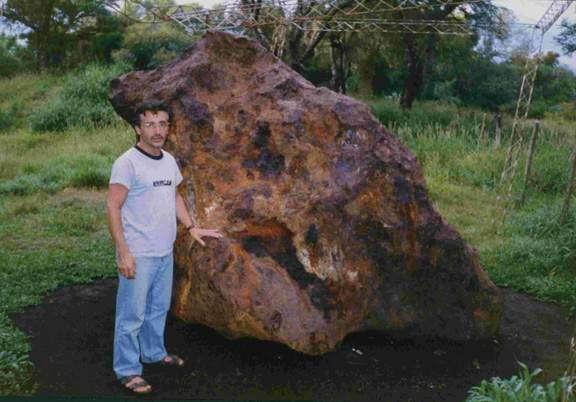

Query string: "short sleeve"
[[109, 156, 134, 189], [173, 156, 183, 186]]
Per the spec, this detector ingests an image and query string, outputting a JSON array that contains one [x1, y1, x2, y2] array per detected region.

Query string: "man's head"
[[132, 101, 173, 151]]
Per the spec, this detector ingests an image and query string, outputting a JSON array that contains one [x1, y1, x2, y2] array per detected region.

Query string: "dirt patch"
[[11, 278, 574, 401]]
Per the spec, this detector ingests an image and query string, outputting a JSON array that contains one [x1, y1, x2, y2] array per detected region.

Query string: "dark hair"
[[132, 100, 173, 128]]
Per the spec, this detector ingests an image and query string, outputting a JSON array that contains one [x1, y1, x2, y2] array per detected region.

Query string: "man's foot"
[[160, 354, 185, 367], [120, 375, 152, 394]]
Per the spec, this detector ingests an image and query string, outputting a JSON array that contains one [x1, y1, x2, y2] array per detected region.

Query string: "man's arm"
[[107, 183, 136, 279], [176, 191, 223, 246]]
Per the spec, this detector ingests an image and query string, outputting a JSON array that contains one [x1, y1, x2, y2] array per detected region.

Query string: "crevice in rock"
[[237, 219, 334, 317]]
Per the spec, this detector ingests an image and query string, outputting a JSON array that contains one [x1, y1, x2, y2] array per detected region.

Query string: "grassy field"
[[0, 125, 133, 393], [0, 72, 575, 395], [0, 71, 135, 392]]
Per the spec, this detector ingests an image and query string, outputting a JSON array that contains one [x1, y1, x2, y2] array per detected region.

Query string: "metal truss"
[[164, 0, 470, 20], [500, 33, 541, 191], [500, 0, 574, 201], [168, 11, 470, 35], [289, 19, 470, 34], [299, 0, 466, 18], [125, 0, 473, 37], [535, 0, 573, 33], [164, 0, 475, 23]]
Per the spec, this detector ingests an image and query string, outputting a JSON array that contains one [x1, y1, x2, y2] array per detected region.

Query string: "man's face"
[[135, 110, 170, 150]]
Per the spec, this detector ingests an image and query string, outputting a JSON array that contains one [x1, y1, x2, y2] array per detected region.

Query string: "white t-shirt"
[[109, 146, 183, 257]]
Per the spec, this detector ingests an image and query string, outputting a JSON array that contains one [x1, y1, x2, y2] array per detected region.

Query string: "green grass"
[[484, 201, 576, 312], [0, 123, 134, 394], [0, 152, 114, 195], [0, 126, 133, 189]]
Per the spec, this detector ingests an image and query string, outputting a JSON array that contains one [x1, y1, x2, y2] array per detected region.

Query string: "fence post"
[[519, 121, 539, 206], [559, 147, 576, 225], [493, 112, 502, 148], [479, 113, 487, 146]]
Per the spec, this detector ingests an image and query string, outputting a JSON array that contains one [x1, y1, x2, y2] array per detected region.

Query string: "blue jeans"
[[113, 253, 173, 379]]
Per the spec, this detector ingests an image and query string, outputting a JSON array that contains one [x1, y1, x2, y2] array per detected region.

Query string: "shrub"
[[69, 155, 111, 189], [546, 102, 576, 121], [528, 145, 572, 195], [528, 100, 549, 120], [113, 22, 194, 70], [28, 63, 130, 132], [0, 106, 16, 132], [0, 99, 24, 133], [466, 363, 573, 402], [0, 175, 48, 196], [0, 35, 25, 78]]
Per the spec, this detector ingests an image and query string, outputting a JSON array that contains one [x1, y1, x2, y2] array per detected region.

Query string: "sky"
[[492, 0, 576, 70]]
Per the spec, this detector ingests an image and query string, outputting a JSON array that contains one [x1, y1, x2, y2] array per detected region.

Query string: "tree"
[[299, 0, 504, 107], [455, 57, 520, 111], [107, 0, 200, 69], [556, 19, 576, 55], [3, 0, 113, 68], [533, 57, 576, 109], [396, 0, 507, 109], [399, 33, 437, 109], [73, 6, 124, 65], [115, 21, 194, 70], [0, 34, 25, 77]]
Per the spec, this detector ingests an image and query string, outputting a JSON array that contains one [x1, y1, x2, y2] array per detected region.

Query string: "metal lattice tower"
[[500, 0, 574, 197]]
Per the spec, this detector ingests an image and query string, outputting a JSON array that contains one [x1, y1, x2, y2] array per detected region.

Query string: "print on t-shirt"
[[153, 179, 173, 187]]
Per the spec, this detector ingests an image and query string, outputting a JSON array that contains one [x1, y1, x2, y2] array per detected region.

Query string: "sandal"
[[120, 375, 152, 394], [160, 354, 185, 367]]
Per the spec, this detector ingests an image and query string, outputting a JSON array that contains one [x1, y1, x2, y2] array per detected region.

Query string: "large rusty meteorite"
[[109, 31, 502, 355]]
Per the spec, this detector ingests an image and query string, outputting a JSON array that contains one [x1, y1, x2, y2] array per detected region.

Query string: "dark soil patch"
[[11, 278, 574, 401]]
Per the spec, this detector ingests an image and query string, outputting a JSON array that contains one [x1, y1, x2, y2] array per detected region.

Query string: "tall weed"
[[371, 98, 484, 132], [0, 153, 113, 195], [528, 145, 572, 194], [483, 202, 576, 311], [28, 63, 130, 132]]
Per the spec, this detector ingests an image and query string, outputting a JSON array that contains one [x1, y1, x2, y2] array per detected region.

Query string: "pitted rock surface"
[[108, 31, 502, 355]]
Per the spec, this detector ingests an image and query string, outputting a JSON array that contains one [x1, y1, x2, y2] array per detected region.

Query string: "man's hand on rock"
[[117, 250, 136, 279], [188, 227, 223, 247]]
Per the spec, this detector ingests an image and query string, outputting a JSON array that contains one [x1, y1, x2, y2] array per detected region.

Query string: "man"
[[107, 101, 222, 394]]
